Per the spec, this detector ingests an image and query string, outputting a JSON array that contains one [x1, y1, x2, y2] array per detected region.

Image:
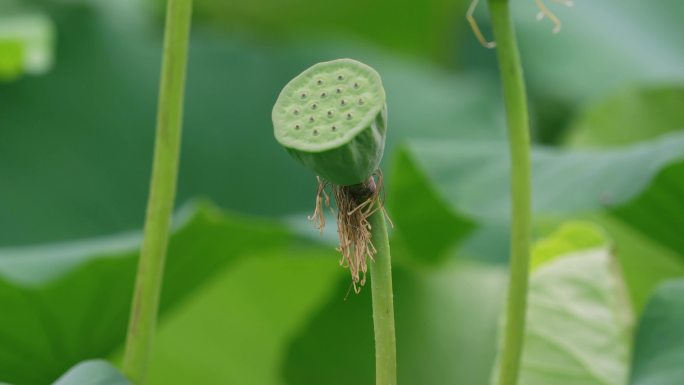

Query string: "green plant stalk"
[[368, 202, 397, 385], [488, 1, 532, 385], [122, 0, 192, 383]]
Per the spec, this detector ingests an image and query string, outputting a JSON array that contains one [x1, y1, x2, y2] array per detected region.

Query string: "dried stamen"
[[309, 172, 391, 293]]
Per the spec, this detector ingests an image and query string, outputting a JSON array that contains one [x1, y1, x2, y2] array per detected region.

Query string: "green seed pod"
[[272, 58, 387, 186]]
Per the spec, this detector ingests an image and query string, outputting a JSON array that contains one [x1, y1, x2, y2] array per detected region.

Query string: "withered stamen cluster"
[[309, 172, 389, 293]]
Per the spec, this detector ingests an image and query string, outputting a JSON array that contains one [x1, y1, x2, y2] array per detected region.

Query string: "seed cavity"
[[337, 75, 344, 80], [340, 99, 347, 106], [311, 103, 318, 110], [309, 116, 315, 122], [327, 110, 333, 117], [295, 124, 300, 130], [300, 92, 307, 99], [353, 82, 359, 89], [320, 92, 327, 98], [336, 88, 342, 94], [293, 109, 300, 115], [331, 125, 337, 131], [313, 129, 319, 135], [358, 98, 364, 105], [346, 113, 353, 120], [316, 79, 323, 85]]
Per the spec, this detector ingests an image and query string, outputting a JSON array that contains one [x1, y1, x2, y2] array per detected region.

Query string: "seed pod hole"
[[337, 75, 344, 80], [341, 99, 347, 106], [309, 116, 315, 122], [312, 103, 318, 110], [336, 88, 342, 94], [321, 92, 327, 98], [331, 125, 337, 131], [358, 98, 364, 105], [300, 92, 307, 99], [313, 129, 319, 135], [316, 79, 323, 85], [327, 110, 333, 117], [294, 109, 300, 115], [346, 113, 353, 120], [295, 124, 300, 130], [354, 82, 359, 89]]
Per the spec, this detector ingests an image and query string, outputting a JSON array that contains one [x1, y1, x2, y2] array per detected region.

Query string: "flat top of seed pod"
[[272, 58, 386, 152]]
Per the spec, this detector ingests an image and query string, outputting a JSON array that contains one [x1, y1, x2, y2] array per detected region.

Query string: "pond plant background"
[[1, 0, 684, 384]]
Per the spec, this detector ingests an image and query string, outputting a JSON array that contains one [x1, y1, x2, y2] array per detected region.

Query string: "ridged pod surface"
[[272, 58, 387, 186]]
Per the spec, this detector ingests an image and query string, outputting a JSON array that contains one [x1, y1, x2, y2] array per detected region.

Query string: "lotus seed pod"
[[272, 58, 387, 186]]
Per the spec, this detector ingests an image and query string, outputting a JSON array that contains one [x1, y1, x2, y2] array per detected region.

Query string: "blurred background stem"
[[122, 0, 193, 383], [369, 200, 397, 385], [487, 0, 532, 384]]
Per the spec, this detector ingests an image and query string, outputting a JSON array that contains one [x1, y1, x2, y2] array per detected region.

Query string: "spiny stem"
[[122, 0, 192, 383], [368, 193, 397, 385], [488, 1, 532, 385]]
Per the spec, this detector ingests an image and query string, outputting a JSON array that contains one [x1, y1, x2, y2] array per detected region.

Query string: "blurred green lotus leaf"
[[393, 133, 684, 310], [52, 360, 131, 385], [630, 279, 684, 385], [567, 86, 684, 148], [498, 222, 633, 385], [0, 201, 320, 384], [0, 7, 54, 80]]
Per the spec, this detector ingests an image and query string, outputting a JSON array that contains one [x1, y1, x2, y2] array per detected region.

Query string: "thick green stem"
[[488, 1, 532, 385], [369, 202, 397, 385], [122, 0, 192, 383]]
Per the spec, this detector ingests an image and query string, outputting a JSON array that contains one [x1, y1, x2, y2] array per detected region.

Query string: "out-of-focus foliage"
[[512, 1, 684, 105], [395, 133, 684, 311], [0, 201, 327, 384], [0, 1, 54, 80], [389, 149, 476, 264], [630, 279, 684, 385], [529, 221, 608, 271], [396, 134, 684, 223], [510, 1, 684, 143], [567, 87, 684, 147], [282, 263, 505, 385], [0, 39, 23, 78], [0, 0, 503, 246], [52, 360, 130, 385], [145, 254, 341, 385], [162, 0, 470, 65], [516, 223, 632, 385], [1, 0, 683, 383]]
